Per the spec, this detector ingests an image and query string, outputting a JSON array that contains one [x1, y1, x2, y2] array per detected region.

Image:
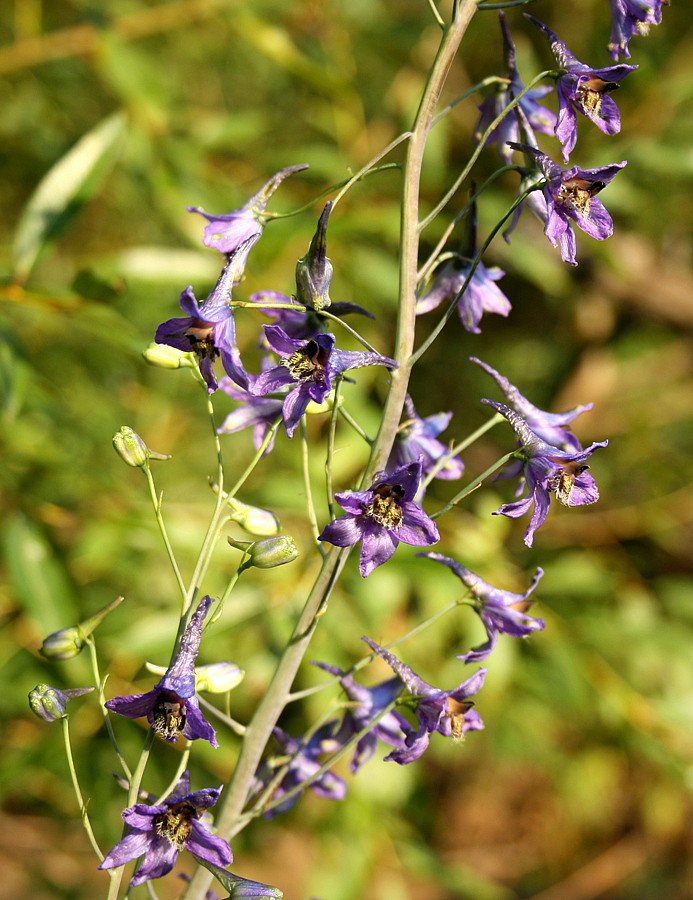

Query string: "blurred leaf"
[[12, 111, 127, 283], [3, 512, 78, 634]]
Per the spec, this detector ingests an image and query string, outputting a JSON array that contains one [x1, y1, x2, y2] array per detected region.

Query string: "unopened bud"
[[113, 427, 170, 467], [229, 536, 298, 569], [40, 596, 124, 660], [227, 497, 280, 536], [295, 202, 333, 311], [29, 684, 93, 722], [142, 343, 197, 369], [145, 660, 245, 694]]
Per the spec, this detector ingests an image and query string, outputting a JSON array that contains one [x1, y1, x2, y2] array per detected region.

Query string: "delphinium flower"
[[525, 13, 637, 161], [608, 0, 665, 60], [188, 163, 308, 260], [105, 595, 218, 747], [420, 553, 545, 663], [250, 290, 372, 344], [416, 195, 511, 333], [471, 356, 592, 451], [217, 377, 283, 454], [155, 245, 253, 392], [99, 771, 231, 887], [508, 142, 626, 266], [475, 11, 556, 164], [388, 395, 464, 480], [313, 662, 407, 772], [250, 326, 396, 438], [319, 459, 439, 577], [482, 399, 608, 547], [361, 638, 485, 764], [252, 725, 346, 818]]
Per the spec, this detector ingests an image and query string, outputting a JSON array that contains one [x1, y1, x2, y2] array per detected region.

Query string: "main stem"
[[182, 5, 476, 896]]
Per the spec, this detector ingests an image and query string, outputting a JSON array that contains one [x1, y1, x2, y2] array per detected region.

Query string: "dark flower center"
[[548, 462, 589, 505], [364, 483, 405, 529], [154, 802, 196, 848], [185, 321, 218, 360], [152, 690, 186, 739], [575, 76, 619, 116], [286, 339, 328, 383], [445, 697, 474, 741], [557, 178, 605, 217]]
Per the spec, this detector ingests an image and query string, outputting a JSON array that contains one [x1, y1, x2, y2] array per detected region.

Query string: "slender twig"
[[61, 716, 104, 862], [300, 420, 325, 550], [86, 637, 131, 781], [421, 411, 503, 489], [431, 451, 515, 519], [143, 465, 187, 602]]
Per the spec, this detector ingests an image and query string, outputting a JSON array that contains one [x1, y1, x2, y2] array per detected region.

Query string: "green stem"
[[143, 464, 187, 603], [325, 379, 342, 520], [61, 715, 104, 862], [300, 420, 325, 550], [431, 451, 515, 519], [421, 411, 503, 490], [86, 637, 131, 781], [338, 406, 373, 444]]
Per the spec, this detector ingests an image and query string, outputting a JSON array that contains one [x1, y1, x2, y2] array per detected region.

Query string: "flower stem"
[[86, 637, 131, 781], [61, 715, 104, 862], [143, 464, 187, 603], [431, 450, 516, 519]]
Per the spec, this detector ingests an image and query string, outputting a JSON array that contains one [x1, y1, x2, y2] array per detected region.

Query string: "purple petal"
[[359, 525, 398, 576], [397, 504, 439, 547], [319, 515, 365, 548], [105, 690, 158, 719], [99, 830, 153, 870], [187, 821, 233, 867], [129, 836, 178, 886], [182, 699, 218, 748]]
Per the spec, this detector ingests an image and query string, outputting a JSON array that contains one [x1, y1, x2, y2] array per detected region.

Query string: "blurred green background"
[[2, 0, 693, 898]]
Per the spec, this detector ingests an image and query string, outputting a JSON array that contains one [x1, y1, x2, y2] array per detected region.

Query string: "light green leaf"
[[12, 111, 127, 282]]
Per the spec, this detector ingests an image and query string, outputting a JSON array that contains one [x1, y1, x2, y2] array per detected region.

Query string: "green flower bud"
[[142, 343, 197, 369], [295, 202, 333, 311], [145, 660, 245, 693], [40, 596, 124, 660], [239, 536, 298, 569], [113, 427, 170, 468], [227, 497, 280, 536], [28, 684, 93, 722]]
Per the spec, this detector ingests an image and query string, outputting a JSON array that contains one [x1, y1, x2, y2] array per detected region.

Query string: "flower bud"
[[227, 497, 280, 536], [145, 660, 245, 694], [295, 202, 333, 311], [40, 596, 124, 660], [28, 684, 93, 722], [113, 427, 170, 467], [247, 536, 298, 569], [142, 343, 196, 369]]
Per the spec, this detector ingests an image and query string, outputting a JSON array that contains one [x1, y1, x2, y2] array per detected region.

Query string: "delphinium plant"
[[25, 0, 667, 897]]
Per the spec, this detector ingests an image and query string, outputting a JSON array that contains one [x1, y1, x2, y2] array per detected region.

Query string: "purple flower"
[[105, 596, 217, 747], [361, 638, 485, 764], [421, 553, 545, 663], [250, 325, 395, 438], [525, 14, 636, 161], [608, 0, 665, 60], [471, 357, 592, 451], [313, 663, 407, 772], [253, 726, 346, 818], [508, 143, 626, 266], [99, 771, 231, 888], [416, 257, 511, 334], [388, 395, 464, 480], [249, 291, 373, 343], [217, 377, 283, 454], [155, 248, 253, 392], [482, 399, 607, 547], [319, 460, 439, 577], [188, 164, 308, 259], [475, 12, 556, 164]]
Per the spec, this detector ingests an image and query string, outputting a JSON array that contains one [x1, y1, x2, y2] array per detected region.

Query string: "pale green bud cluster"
[[112, 427, 170, 468], [40, 596, 124, 660], [28, 684, 93, 722], [228, 536, 299, 568]]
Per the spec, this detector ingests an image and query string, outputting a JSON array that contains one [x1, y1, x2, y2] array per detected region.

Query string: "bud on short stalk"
[[113, 427, 170, 468], [228, 536, 298, 568], [40, 595, 124, 660], [28, 684, 93, 722]]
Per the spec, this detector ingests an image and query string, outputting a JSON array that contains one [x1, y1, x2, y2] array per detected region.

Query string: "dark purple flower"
[[99, 771, 231, 887], [471, 357, 592, 451], [416, 257, 511, 333], [421, 553, 544, 663], [319, 460, 439, 577], [608, 0, 665, 60], [508, 143, 626, 266], [155, 248, 253, 392], [475, 12, 556, 164], [313, 663, 407, 772], [525, 14, 636, 161], [188, 164, 308, 259], [482, 399, 607, 547], [217, 377, 283, 454], [361, 637, 485, 764], [105, 596, 217, 747], [388, 395, 464, 480], [253, 726, 346, 818], [249, 291, 373, 344], [250, 326, 395, 438]]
